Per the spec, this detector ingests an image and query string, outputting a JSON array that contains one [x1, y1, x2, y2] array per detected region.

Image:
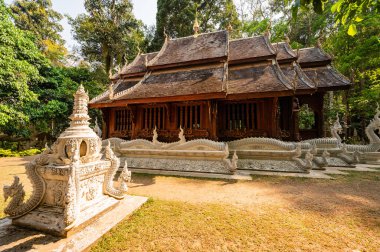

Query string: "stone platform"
[[0, 195, 147, 252]]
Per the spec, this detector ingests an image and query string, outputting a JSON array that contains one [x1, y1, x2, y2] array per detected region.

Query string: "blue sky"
[[4, 0, 157, 50]]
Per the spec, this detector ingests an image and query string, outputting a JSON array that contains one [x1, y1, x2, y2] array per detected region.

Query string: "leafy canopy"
[[286, 0, 379, 36], [150, 0, 241, 51], [10, 0, 67, 64], [0, 0, 48, 130], [69, 0, 145, 73]]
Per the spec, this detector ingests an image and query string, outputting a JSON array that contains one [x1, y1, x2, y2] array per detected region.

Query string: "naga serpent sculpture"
[[103, 141, 129, 199], [3, 152, 47, 218], [346, 105, 380, 152], [301, 113, 343, 148]]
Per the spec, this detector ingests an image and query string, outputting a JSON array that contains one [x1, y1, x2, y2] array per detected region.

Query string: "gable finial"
[[163, 27, 169, 42], [193, 8, 200, 38], [284, 33, 290, 44], [137, 44, 141, 55], [227, 22, 233, 33], [316, 31, 324, 48], [108, 68, 113, 79], [264, 20, 272, 39]]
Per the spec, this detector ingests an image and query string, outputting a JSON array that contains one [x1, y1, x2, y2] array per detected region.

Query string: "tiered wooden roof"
[[90, 31, 351, 107], [148, 31, 228, 70], [229, 35, 276, 64], [273, 42, 316, 95], [298, 47, 351, 91], [121, 52, 158, 77], [227, 36, 293, 99]]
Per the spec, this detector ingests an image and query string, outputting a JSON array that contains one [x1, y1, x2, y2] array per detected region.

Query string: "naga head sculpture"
[[333, 113, 343, 134], [374, 103, 380, 129], [120, 161, 132, 183], [3, 176, 24, 202], [104, 140, 113, 160]]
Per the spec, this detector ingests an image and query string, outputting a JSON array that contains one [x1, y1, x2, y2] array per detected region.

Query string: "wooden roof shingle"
[[227, 60, 294, 98], [148, 31, 228, 70], [273, 42, 297, 63], [298, 47, 332, 67], [113, 64, 227, 103], [229, 35, 276, 64], [303, 66, 351, 91], [121, 52, 158, 77], [279, 62, 316, 94]]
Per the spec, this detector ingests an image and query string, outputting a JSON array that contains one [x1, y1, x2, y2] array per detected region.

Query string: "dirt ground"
[[1, 157, 380, 251], [128, 170, 380, 220], [1, 156, 380, 221]]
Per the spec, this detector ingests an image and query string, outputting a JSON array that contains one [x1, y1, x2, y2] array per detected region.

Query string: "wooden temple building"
[[89, 30, 351, 142]]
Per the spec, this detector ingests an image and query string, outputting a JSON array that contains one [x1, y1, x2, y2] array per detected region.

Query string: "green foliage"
[[28, 65, 107, 138], [0, 148, 42, 157], [69, 0, 145, 73], [151, 0, 241, 51], [323, 12, 380, 137], [287, 0, 379, 36], [10, 0, 67, 64], [0, 0, 107, 144], [0, 0, 48, 131], [299, 105, 316, 129]]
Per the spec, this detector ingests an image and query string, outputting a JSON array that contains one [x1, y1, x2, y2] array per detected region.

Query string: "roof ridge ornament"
[[263, 20, 272, 39], [163, 27, 169, 42], [227, 22, 233, 33], [108, 83, 114, 100], [284, 34, 290, 44], [144, 54, 148, 67], [137, 45, 141, 55], [316, 31, 324, 48], [108, 68, 113, 79], [193, 10, 200, 38]]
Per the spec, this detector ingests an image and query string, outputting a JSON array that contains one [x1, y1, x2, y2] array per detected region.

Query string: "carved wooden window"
[[142, 106, 166, 129], [176, 104, 202, 129], [223, 102, 258, 130], [114, 109, 132, 132]]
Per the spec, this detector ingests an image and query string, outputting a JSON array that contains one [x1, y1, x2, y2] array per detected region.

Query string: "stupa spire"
[[69, 84, 90, 127]]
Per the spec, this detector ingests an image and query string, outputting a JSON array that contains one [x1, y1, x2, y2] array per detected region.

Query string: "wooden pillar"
[[108, 108, 115, 138], [130, 105, 137, 139], [316, 92, 325, 138], [210, 101, 218, 140], [271, 97, 279, 138], [292, 97, 301, 141], [100, 108, 110, 139]]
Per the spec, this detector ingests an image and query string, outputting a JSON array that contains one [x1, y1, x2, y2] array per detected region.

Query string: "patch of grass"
[[250, 173, 316, 183], [91, 199, 379, 252], [330, 170, 380, 182]]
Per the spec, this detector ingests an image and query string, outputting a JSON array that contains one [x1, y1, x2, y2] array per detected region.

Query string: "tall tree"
[[70, 0, 145, 73], [10, 0, 67, 64], [150, 0, 241, 51], [324, 12, 380, 139], [0, 0, 48, 139]]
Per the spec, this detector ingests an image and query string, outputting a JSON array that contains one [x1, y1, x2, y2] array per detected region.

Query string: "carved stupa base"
[[3, 85, 133, 239], [0, 196, 148, 251], [10, 160, 121, 237], [12, 195, 119, 237]]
